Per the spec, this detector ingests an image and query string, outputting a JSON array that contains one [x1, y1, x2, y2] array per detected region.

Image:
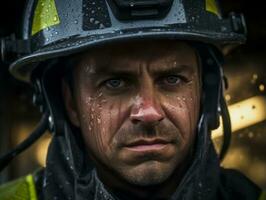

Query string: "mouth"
[[125, 139, 171, 152]]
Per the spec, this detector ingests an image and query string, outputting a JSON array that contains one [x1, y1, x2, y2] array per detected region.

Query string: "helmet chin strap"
[[219, 95, 232, 160], [0, 61, 53, 172], [194, 43, 232, 161]]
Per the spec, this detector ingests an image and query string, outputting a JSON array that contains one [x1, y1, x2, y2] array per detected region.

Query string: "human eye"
[[103, 78, 127, 90], [163, 75, 181, 85], [158, 75, 185, 86]]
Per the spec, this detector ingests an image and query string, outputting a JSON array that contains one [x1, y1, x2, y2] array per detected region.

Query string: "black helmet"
[[0, 0, 247, 171], [1, 0, 246, 82]]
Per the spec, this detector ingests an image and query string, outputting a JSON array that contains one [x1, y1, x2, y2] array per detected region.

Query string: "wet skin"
[[63, 40, 201, 199]]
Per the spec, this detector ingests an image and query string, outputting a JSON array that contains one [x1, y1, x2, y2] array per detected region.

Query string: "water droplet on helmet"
[[53, 15, 58, 22], [99, 23, 105, 29], [221, 26, 227, 32], [94, 20, 100, 25]]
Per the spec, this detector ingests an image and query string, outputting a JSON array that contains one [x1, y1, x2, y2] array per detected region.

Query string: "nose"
[[130, 96, 165, 125]]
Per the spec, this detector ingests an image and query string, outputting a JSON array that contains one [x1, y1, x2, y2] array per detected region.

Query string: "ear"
[[61, 80, 80, 127]]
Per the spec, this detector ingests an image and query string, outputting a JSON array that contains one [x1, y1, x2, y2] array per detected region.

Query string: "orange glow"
[[35, 137, 51, 166]]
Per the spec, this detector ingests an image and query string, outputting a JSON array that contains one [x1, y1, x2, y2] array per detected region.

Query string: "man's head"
[[62, 40, 201, 187]]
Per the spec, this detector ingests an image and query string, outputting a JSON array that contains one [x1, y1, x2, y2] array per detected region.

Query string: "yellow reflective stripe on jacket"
[[259, 191, 266, 200], [26, 174, 38, 200], [0, 174, 37, 200]]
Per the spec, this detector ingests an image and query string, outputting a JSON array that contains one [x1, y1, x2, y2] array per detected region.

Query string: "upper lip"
[[125, 138, 170, 147]]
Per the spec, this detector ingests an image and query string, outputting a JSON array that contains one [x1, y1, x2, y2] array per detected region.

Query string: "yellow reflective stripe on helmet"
[[206, 0, 220, 17], [26, 174, 38, 200], [31, 0, 60, 36], [259, 191, 266, 200]]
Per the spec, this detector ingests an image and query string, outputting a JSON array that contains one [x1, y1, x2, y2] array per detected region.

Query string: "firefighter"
[[0, 0, 264, 199]]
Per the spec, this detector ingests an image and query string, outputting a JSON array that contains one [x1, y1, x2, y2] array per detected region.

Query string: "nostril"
[[130, 106, 164, 124], [131, 118, 141, 124], [130, 111, 145, 123]]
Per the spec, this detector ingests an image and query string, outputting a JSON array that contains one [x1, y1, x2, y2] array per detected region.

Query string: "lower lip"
[[125, 143, 168, 152]]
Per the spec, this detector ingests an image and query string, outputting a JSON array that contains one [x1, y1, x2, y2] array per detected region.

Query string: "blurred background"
[[0, 0, 266, 189]]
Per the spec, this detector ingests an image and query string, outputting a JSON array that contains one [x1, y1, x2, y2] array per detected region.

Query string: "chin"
[[118, 160, 176, 186]]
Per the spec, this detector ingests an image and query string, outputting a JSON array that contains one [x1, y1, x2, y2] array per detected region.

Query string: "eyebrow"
[[150, 64, 194, 77], [91, 64, 194, 78]]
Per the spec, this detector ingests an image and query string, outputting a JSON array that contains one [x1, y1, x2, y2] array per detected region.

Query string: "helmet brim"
[[10, 29, 245, 82]]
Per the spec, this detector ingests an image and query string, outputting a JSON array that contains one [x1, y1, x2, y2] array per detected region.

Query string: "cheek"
[[162, 83, 200, 143], [78, 94, 126, 159]]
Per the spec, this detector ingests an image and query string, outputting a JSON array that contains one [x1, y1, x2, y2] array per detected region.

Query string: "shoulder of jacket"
[[0, 174, 38, 200]]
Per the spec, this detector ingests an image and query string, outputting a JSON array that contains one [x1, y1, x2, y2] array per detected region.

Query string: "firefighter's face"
[[63, 40, 201, 187]]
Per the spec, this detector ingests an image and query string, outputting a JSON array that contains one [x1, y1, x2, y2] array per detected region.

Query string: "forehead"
[[74, 40, 198, 72]]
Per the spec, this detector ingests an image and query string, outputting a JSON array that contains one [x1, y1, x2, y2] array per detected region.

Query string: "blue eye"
[[105, 79, 124, 89], [165, 76, 180, 85]]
